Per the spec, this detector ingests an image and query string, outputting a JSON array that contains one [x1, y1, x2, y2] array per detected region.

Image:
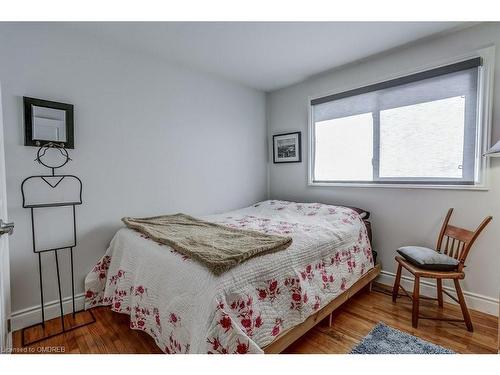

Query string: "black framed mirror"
[[24, 97, 74, 149]]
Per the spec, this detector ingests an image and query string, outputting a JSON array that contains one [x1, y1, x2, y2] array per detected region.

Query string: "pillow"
[[397, 246, 459, 271]]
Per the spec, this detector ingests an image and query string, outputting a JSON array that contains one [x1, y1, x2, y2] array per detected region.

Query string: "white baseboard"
[[11, 293, 85, 331], [376, 270, 499, 316]]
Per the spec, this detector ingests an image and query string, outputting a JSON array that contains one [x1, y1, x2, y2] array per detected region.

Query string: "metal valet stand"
[[20, 142, 95, 346]]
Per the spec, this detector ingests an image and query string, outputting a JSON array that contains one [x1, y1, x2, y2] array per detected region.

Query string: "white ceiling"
[[65, 22, 470, 92]]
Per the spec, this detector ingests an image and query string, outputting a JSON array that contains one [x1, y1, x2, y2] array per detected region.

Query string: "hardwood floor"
[[285, 284, 498, 354], [12, 283, 498, 354]]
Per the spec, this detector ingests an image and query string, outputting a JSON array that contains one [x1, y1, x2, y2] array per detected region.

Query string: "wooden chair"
[[392, 208, 492, 331]]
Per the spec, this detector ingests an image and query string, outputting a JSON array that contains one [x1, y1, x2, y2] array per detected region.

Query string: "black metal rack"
[[20, 143, 95, 346]]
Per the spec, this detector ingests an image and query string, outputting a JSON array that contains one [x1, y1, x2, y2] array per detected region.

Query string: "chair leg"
[[412, 276, 420, 328], [392, 263, 402, 303], [454, 279, 473, 332], [436, 279, 444, 308]]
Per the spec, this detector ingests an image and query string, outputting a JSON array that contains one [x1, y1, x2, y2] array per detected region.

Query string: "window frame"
[[307, 46, 495, 190]]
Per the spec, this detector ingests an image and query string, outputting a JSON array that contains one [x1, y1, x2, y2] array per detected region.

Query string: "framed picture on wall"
[[273, 131, 302, 163]]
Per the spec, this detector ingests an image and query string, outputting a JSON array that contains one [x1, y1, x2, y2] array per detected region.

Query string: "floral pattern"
[[228, 296, 263, 337], [284, 276, 307, 310], [256, 279, 280, 302], [85, 200, 373, 354]]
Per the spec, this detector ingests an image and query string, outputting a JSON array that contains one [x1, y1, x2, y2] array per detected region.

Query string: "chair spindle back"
[[436, 208, 492, 272]]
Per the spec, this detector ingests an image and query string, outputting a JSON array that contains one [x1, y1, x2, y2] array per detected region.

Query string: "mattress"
[[84, 200, 374, 353]]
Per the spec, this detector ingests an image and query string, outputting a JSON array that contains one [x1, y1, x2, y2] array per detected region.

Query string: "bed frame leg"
[[328, 313, 333, 327], [368, 281, 373, 292]]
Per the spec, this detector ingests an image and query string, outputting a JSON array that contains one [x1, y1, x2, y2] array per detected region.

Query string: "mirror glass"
[[31, 105, 67, 142]]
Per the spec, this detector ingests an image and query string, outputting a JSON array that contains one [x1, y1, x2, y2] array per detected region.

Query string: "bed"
[[84, 200, 378, 354]]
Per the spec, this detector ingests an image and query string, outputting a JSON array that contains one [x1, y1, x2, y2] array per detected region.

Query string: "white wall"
[[0, 23, 267, 325], [268, 23, 500, 314]]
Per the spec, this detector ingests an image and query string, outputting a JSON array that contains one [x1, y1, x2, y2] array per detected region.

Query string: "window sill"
[[308, 181, 489, 191]]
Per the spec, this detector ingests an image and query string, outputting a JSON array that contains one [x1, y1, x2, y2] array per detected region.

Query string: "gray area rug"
[[350, 322, 455, 354]]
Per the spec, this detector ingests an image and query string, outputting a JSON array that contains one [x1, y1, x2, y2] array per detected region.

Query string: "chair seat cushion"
[[397, 246, 459, 271]]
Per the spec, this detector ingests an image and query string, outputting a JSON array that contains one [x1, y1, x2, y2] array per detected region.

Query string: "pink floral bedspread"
[[85, 200, 373, 354]]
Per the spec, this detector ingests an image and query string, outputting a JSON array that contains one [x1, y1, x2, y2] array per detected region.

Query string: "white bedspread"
[[84, 200, 374, 353]]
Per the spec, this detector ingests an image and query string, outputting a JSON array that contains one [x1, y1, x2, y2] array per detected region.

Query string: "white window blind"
[[311, 58, 481, 185]]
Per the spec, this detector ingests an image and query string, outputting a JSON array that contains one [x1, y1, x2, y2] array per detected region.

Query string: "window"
[[310, 57, 490, 187]]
